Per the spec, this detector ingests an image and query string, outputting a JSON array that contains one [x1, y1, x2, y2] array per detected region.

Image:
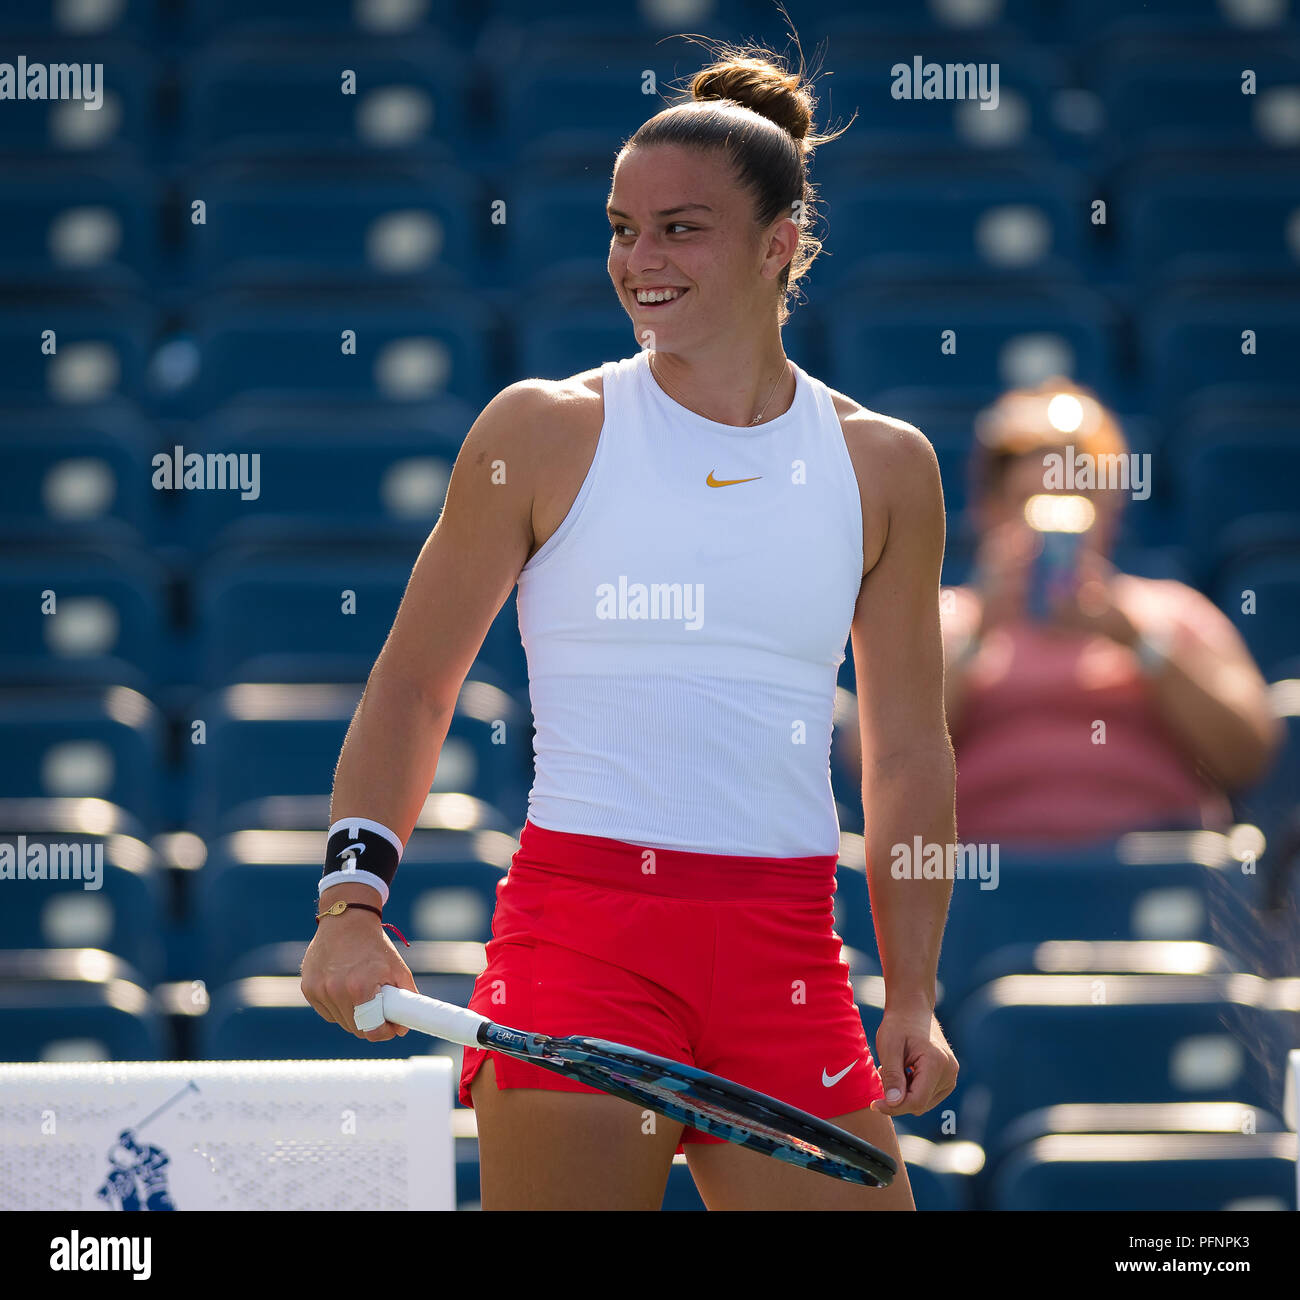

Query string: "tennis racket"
[[354, 985, 896, 1186]]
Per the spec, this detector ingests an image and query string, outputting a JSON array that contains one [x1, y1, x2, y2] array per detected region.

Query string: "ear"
[[760, 216, 800, 281]]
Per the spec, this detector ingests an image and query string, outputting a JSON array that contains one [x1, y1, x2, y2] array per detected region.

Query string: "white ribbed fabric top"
[[516, 348, 864, 856]]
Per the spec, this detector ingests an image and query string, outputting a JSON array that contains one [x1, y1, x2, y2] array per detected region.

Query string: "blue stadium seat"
[[515, 303, 638, 384], [0, 549, 167, 685], [0, 412, 156, 547], [200, 973, 474, 1058], [937, 838, 1256, 1015], [952, 973, 1285, 1148], [817, 171, 1086, 289], [505, 127, 648, 184], [1236, 673, 1300, 839], [0, 816, 165, 982], [1146, 292, 1300, 417], [0, 300, 152, 406], [186, 0, 469, 41], [898, 1136, 981, 1212], [0, 688, 164, 827], [225, 938, 488, 990], [0, 967, 163, 1061], [980, 1098, 1289, 1196], [1213, 545, 1300, 678], [1065, 0, 1299, 42], [796, 35, 1067, 162], [192, 681, 530, 833], [0, 163, 161, 291], [198, 828, 510, 979], [173, 407, 468, 549], [823, 286, 1118, 413], [180, 293, 497, 411], [194, 551, 527, 688], [188, 165, 482, 289], [506, 178, 618, 292], [808, 0, 1047, 33], [1122, 164, 1300, 285], [966, 940, 1236, 997], [0, 0, 159, 40], [832, 856, 876, 957], [180, 43, 470, 163], [991, 1131, 1296, 1210], [1182, 406, 1300, 566], [210, 791, 516, 839], [487, 1, 754, 29], [0, 42, 157, 160], [1097, 41, 1300, 158], [498, 64, 678, 156]]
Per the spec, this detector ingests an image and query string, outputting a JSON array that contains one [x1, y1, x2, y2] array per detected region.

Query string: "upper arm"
[[846, 415, 953, 771], [371, 381, 546, 710], [1158, 578, 1283, 742], [1169, 580, 1272, 675]]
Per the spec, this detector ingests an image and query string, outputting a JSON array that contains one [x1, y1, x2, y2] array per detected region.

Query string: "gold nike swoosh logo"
[[706, 472, 763, 487]]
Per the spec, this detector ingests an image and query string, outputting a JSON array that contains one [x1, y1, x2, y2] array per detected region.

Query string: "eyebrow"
[[606, 204, 715, 219]]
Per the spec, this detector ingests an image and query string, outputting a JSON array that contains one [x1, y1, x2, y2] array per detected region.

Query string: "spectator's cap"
[[972, 377, 1127, 501]]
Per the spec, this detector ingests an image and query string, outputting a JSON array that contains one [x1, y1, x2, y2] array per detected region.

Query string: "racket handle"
[[353, 985, 489, 1048]]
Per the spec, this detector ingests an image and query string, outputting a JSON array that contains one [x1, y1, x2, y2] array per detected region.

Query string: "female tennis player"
[[302, 41, 958, 1211]]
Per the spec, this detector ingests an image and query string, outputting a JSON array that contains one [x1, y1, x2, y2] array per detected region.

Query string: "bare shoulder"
[[461, 368, 603, 484], [474, 367, 604, 442], [470, 368, 605, 560], [1113, 571, 1229, 634], [826, 387, 945, 574], [828, 388, 941, 485]]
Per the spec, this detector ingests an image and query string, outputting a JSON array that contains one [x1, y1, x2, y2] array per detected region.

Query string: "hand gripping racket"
[[354, 985, 896, 1186]]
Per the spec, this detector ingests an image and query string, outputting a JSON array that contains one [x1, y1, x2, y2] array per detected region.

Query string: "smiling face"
[[606, 143, 797, 349]]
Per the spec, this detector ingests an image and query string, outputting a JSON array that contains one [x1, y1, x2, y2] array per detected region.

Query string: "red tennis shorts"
[[459, 819, 885, 1147]]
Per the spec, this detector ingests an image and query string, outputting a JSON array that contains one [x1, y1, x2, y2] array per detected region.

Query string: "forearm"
[[863, 746, 957, 1011], [1135, 635, 1278, 789], [322, 663, 456, 901]]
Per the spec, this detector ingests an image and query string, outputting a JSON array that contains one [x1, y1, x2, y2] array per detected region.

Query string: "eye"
[[609, 222, 695, 238]]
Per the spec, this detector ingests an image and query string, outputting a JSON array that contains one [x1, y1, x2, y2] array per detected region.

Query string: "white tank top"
[[516, 347, 864, 856]]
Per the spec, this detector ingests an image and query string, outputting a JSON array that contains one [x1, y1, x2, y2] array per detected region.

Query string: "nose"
[[626, 233, 668, 276]]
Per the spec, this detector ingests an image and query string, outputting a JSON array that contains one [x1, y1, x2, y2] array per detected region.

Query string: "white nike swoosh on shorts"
[[821, 1061, 857, 1087]]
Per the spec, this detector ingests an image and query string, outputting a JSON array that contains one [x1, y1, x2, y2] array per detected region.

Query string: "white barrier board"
[[1287, 1049, 1300, 1210], [0, 1058, 455, 1211]]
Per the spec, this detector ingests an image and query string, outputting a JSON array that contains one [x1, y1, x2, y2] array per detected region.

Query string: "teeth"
[[636, 288, 682, 303]]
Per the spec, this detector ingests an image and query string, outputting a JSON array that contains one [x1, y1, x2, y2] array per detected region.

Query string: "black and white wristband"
[[320, 816, 404, 906]]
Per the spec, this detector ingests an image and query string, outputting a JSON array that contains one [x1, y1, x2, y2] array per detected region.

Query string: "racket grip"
[[353, 985, 489, 1048]]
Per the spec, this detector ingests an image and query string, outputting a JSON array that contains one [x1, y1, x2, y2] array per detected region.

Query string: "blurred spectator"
[[838, 379, 1281, 846]]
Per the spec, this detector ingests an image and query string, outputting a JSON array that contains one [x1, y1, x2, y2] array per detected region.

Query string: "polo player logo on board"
[[92, 1082, 198, 1211]]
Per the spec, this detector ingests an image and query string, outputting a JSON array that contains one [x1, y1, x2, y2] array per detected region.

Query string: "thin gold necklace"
[[650, 351, 788, 426]]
